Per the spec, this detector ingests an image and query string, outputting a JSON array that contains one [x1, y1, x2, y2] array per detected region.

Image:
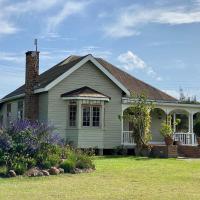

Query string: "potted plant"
[[194, 121, 200, 145], [160, 116, 173, 145]]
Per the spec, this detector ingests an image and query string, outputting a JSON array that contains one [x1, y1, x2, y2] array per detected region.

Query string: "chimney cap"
[[26, 51, 40, 55]]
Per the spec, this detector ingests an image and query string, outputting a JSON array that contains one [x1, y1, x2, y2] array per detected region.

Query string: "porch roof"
[[61, 86, 110, 101]]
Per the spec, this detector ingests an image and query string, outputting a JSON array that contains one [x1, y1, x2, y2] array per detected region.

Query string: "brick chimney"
[[24, 51, 39, 120]]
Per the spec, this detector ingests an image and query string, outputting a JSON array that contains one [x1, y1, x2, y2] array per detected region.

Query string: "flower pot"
[[196, 137, 200, 145], [164, 136, 173, 145]]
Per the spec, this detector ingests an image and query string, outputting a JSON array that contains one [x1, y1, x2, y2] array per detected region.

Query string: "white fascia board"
[[0, 94, 25, 103], [61, 96, 110, 101], [88, 56, 130, 96], [122, 97, 200, 108], [34, 55, 130, 96]]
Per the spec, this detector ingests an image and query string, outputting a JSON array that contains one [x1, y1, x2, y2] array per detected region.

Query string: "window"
[[7, 104, 11, 118], [82, 106, 90, 126], [69, 103, 77, 127], [82, 105, 101, 127], [92, 106, 100, 127], [17, 101, 23, 120], [7, 103, 11, 125]]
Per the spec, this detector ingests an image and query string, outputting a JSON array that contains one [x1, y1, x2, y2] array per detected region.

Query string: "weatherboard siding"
[[48, 61, 122, 148], [38, 92, 48, 122]]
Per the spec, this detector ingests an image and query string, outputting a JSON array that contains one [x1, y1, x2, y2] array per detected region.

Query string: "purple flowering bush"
[[0, 120, 65, 174]]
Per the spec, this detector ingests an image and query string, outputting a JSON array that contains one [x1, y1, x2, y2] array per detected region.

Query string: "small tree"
[[120, 94, 153, 155]]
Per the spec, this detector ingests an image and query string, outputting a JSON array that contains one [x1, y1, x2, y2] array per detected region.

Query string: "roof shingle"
[[2, 55, 177, 102]]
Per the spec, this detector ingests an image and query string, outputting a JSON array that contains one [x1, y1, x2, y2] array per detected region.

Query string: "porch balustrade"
[[121, 131, 135, 145], [173, 132, 197, 146], [121, 131, 197, 146]]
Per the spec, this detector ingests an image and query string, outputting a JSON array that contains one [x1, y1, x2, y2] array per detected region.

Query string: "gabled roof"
[[1, 54, 177, 103], [61, 86, 110, 101]]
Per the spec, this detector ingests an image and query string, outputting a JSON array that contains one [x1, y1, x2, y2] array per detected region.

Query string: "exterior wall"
[[48, 61, 122, 148], [150, 110, 165, 142], [0, 99, 24, 127], [38, 92, 48, 122], [1, 103, 7, 127]]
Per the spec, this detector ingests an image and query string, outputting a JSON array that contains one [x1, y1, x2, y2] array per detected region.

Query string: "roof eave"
[[0, 93, 25, 104]]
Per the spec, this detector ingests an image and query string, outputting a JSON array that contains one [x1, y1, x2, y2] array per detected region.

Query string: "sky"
[[0, 0, 200, 99]]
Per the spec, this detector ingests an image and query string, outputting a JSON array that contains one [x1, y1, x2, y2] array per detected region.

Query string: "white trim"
[[0, 94, 25, 103], [149, 141, 165, 145], [34, 55, 130, 96], [61, 96, 110, 101], [122, 97, 200, 108]]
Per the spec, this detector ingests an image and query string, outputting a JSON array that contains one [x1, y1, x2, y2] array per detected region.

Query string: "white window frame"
[[69, 102, 77, 127], [82, 104, 101, 128]]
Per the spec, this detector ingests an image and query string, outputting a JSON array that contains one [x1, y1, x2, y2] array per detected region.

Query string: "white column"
[[121, 108, 124, 145], [189, 113, 194, 145], [189, 113, 194, 133]]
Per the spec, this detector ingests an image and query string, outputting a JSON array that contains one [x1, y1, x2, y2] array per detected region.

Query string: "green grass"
[[1, 156, 200, 200]]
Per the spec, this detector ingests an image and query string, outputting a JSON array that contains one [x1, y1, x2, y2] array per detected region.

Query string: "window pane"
[[7, 104, 11, 117], [92, 106, 100, 127], [18, 101, 23, 120], [69, 105, 77, 127], [83, 106, 90, 126]]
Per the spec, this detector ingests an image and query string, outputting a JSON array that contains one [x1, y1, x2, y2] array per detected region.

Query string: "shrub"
[[0, 120, 64, 173], [59, 159, 75, 173], [0, 166, 8, 177], [75, 150, 95, 169], [12, 162, 27, 175], [0, 120, 95, 175]]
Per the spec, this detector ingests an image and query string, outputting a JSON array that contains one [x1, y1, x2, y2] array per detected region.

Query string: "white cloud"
[[118, 51, 146, 70], [105, 3, 200, 38], [0, 21, 18, 35], [0, 0, 61, 36], [118, 51, 162, 81], [46, 1, 89, 33], [0, 0, 90, 36], [0, 52, 24, 63]]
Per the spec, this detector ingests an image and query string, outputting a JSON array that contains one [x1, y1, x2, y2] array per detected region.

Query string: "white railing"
[[121, 131, 135, 145], [173, 132, 197, 146], [122, 131, 197, 146]]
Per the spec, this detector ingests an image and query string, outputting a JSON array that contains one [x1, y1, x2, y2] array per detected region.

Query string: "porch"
[[121, 99, 200, 146]]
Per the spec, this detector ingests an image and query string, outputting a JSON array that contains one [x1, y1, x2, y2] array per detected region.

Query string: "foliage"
[[194, 121, 200, 137], [76, 151, 95, 169], [160, 115, 173, 138], [0, 120, 95, 175], [60, 160, 75, 173], [0, 120, 64, 174], [0, 165, 7, 177], [160, 115, 181, 138], [59, 147, 95, 172], [120, 94, 153, 153]]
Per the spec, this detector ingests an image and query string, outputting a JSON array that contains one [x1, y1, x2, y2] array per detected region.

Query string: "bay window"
[[82, 106, 90, 126], [69, 101, 77, 127], [82, 105, 101, 127]]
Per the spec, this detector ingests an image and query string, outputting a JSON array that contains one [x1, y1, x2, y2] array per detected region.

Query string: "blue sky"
[[0, 0, 200, 99]]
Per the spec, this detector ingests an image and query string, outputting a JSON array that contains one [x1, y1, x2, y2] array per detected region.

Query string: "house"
[[0, 50, 200, 154]]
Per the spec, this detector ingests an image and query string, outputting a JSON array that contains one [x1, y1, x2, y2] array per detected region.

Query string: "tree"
[[120, 94, 153, 155]]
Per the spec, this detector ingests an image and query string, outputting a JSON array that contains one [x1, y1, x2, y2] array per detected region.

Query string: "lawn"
[[0, 156, 200, 200]]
